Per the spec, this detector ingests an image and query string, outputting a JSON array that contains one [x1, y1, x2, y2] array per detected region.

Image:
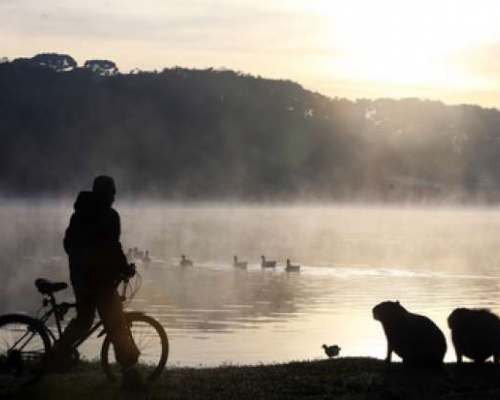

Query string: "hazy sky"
[[2, 0, 500, 108]]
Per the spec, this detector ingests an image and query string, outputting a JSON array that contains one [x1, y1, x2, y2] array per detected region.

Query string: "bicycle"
[[0, 267, 169, 386]]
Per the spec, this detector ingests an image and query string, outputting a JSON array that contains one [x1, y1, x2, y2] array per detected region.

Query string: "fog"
[[2, 200, 500, 365], [3, 200, 500, 312], [115, 201, 500, 273]]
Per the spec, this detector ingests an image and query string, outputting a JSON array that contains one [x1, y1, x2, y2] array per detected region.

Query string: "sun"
[[317, 0, 500, 89]]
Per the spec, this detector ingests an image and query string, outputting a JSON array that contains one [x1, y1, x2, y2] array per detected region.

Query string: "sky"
[[2, 0, 500, 108]]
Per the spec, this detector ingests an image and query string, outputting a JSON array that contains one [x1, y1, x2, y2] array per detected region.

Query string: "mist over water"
[[2, 200, 500, 366]]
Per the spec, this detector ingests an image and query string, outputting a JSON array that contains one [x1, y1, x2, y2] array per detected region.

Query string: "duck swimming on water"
[[285, 259, 300, 272], [233, 256, 248, 268], [180, 254, 193, 267], [261, 255, 277, 268]]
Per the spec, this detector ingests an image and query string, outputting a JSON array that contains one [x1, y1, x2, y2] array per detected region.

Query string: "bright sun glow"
[[316, 0, 500, 89]]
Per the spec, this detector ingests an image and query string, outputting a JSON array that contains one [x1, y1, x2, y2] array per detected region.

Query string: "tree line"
[[1, 53, 500, 203]]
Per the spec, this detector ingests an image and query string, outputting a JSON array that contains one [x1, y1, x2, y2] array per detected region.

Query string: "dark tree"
[[1, 53, 500, 202], [30, 53, 77, 72], [83, 59, 119, 76]]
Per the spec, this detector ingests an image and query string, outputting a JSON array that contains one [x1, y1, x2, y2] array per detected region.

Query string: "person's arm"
[[63, 214, 78, 254], [107, 209, 129, 273]]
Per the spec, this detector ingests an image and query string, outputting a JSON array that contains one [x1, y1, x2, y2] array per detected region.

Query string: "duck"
[[233, 256, 248, 269], [261, 255, 277, 268], [180, 254, 193, 267], [322, 344, 341, 358], [142, 250, 151, 264], [285, 259, 301, 272]]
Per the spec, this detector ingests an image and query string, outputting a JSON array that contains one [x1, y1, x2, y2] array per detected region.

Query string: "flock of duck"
[[127, 249, 302, 272], [126, 247, 152, 264], [180, 254, 301, 272]]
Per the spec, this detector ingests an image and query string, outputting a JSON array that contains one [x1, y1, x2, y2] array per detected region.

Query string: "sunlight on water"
[[125, 260, 500, 366], [3, 202, 500, 366]]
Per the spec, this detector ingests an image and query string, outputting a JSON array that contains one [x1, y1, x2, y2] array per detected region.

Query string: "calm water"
[[3, 202, 500, 366]]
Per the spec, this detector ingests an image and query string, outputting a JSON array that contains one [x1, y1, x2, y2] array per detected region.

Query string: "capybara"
[[448, 307, 500, 364], [373, 301, 447, 366]]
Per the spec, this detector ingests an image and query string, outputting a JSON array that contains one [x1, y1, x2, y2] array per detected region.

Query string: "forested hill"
[[2, 53, 500, 202]]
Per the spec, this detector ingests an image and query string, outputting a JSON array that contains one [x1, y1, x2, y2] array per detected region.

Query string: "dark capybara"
[[373, 301, 447, 366], [448, 308, 500, 364]]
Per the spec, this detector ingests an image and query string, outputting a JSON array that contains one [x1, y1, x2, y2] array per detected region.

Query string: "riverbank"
[[3, 357, 500, 400]]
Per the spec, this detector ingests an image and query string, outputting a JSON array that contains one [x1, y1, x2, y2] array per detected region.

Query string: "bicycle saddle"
[[35, 278, 68, 295]]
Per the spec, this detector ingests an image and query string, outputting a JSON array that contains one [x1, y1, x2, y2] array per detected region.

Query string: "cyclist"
[[48, 176, 143, 389]]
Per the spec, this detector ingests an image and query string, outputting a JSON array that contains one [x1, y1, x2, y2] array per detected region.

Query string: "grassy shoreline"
[[3, 357, 500, 400]]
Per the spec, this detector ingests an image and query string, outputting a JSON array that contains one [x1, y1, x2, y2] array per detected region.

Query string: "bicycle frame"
[[35, 276, 132, 351], [37, 294, 105, 351], [1, 271, 169, 384]]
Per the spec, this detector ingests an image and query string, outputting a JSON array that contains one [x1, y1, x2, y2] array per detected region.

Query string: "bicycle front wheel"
[[100, 312, 168, 382], [0, 314, 50, 386]]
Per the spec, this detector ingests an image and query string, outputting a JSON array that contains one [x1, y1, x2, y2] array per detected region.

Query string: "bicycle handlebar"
[[121, 263, 137, 280], [118, 263, 140, 302]]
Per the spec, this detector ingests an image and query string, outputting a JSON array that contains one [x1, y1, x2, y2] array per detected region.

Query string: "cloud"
[[0, 0, 335, 71], [0, 0, 319, 43]]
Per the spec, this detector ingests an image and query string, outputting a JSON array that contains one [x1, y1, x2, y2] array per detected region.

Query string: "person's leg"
[[45, 289, 95, 371], [57, 301, 95, 348], [58, 274, 97, 349], [97, 290, 140, 368]]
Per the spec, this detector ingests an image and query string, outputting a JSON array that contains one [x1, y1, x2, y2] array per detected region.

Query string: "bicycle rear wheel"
[[100, 312, 168, 382], [0, 314, 50, 386]]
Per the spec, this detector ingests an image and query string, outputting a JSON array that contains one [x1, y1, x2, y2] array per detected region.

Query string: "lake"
[[3, 201, 500, 366]]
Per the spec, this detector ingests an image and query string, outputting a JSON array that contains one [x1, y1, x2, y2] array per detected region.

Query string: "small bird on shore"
[[322, 344, 341, 358], [180, 254, 193, 267]]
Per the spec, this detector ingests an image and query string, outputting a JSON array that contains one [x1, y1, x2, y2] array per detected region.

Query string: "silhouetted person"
[[53, 176, 142, 388]]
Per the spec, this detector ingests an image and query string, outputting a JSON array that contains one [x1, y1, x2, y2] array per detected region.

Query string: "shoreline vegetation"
[[4, 358, 500, 399]]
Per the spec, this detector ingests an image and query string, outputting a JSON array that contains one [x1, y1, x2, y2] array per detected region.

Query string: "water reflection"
[[124, 260, 500, 366]]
